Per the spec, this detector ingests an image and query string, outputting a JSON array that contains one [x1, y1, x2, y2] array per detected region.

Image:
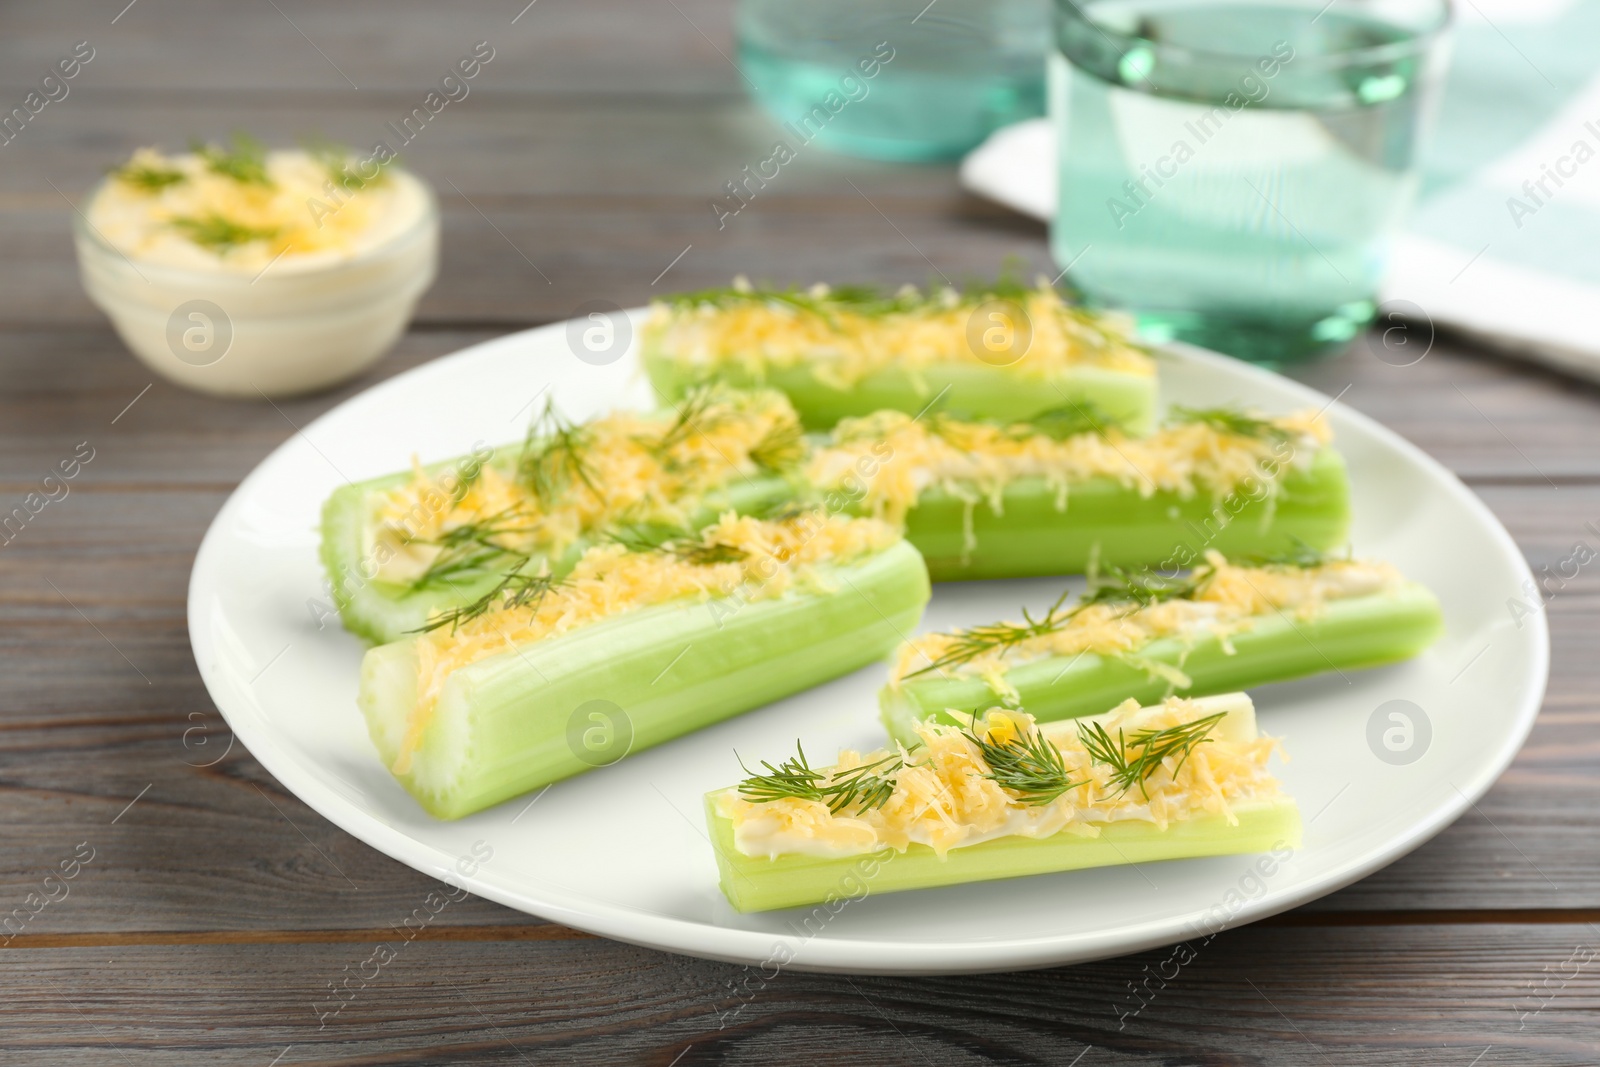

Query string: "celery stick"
[[880, 583, 1443, 747], [708, 797, 1299, 913], [707, 694, 1299, 913], [643, 348, 1158, 433], [898, 447, 1350, 582], [361, 541, 930, 820], [321, 464, 792, 645]]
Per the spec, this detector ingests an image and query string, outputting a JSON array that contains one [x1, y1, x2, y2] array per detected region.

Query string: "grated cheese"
[[364, 388, 802, 585], [644, 283, 1154, 389], [809, 409, 1333, 526], [394, 511, 900, 772], [86, 146, 428, 273], [718, 697, 1285, 859], [889, 552, 1403, 694]]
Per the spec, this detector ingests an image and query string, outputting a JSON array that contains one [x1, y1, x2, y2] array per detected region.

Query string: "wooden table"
[[3, 2, 1597, 1063]]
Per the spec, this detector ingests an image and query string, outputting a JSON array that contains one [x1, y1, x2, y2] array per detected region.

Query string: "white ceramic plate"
[[189, 316, 1548, 975]]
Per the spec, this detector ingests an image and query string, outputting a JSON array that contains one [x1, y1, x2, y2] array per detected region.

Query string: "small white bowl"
[[74, 172, 439, 399]]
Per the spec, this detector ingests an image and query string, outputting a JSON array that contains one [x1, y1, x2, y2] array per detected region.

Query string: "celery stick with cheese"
[[360, 511, 931, 819], [707, 694, 1298, 912], [808, 406, 1350, 581], [641, 279, 1158, 432], [320, 387, 805, 644], [879, 550, 1443, 746]]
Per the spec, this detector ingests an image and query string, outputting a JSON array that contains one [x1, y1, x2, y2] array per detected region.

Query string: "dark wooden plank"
[[0, 925, 1595, 1064], [0, 0, 746, 96]]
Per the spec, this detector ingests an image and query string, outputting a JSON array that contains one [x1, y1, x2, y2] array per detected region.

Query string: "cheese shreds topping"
[[394, 512, 900, 772], [718, 699, 1285, 860], [809, 409, 1333, 527], [644, 282, 1154, 389], [889, 552, 1403, 694], [365, 389, 803, 586], [87, 146, 428, 272]]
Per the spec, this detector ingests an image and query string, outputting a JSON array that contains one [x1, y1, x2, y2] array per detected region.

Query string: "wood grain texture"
[[1, 926, 1597, 1065], [2, 0, 1598, 1061]]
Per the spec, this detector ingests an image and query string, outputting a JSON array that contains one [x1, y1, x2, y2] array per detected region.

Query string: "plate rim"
[[188, 322, 1550, 975]]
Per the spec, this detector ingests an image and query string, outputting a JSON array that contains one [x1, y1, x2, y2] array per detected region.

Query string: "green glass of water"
[[738, 0, 1049, 161], [1050, 0, 1451, 364]]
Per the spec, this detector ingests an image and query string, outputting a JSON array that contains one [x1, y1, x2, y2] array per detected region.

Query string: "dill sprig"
[[733, 707, 1226, 815], [409, 506, 539, 590], [606, 522, 748, 566], [964, 723, 1080, 806], [737, 744, 905, 814], [907, 558, 1207, 679], [192, 133, 274, 187], [737, 743, 826, 805], [110, 162, 187, 193], [1078, 562, 1199, 609], [412, 566, 560, 635], [820, 754, 905, 813], [1076, 711, 1227, 800], [748, 416, 807, 472], [304, 136, 392, 192], [517, 400, 598, 504], [1168, 406, 1288, 441], [751, 498, 814, 524], [905, 588, 1076, 678], [605, 521, 691, 555], [673, 540, 749, 566], [1022, 400, 1113, 441], [649, 387, 734, 458], [1225, 538, 1331, 570], [168, 213, 280, 252]]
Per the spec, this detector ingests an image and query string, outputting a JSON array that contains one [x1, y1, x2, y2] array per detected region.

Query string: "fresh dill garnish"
[[1023, 400, 1114, 441], [1225, 538, 1330, 570], [110, 162, 187, 193], [606, 522, 748, 566], [905, 588, 1076, 678], [908, 558, 1208, 678], [1076, 711, 1227, 799], [748, 416, 807, 472], [412, 566, 560, 634], [751, 498, 814, 524], [303, 136, 392, 191], [192, 133, 274, 187], [673, 540, 749, 566], [820, 754, 904, 814], [517, 399, 598, 504], [1078, 562, 1199, 609], [605, 521, 692, 555], [409, 505, 539, 591], [737, 743, 826, 805], [168, 213, 280, 252], [1168, 406, 1288, 441], [649, 387, 732, 457], [737, 744, 904, 814], [963, 718, 1080, 805], [733, 707, 1227, 814]]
